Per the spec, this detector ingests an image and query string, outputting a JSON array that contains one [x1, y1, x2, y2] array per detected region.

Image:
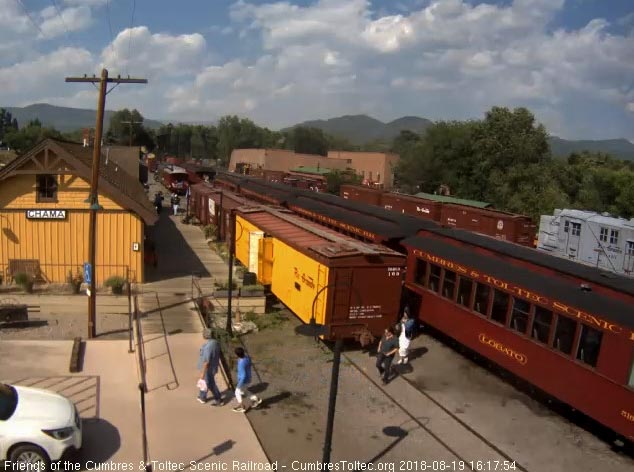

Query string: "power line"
[[50, 0, 70, 41], [127, 0, 136, 75], [105, 0, 118, 69], [14, 0, 46, 38]]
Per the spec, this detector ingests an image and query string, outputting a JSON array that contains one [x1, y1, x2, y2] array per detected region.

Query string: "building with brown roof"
[[0, 138, 157, 285]]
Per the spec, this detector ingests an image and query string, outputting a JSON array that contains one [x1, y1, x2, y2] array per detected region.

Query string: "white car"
[[0, 383, 82, 468]]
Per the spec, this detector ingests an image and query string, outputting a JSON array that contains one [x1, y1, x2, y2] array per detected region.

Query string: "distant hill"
[[1, 103, 164, 133], [286, 114, 433, 144], [548, 136, 634, 161], [288, 114, 634, 161]]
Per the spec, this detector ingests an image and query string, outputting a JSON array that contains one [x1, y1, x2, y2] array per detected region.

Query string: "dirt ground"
[[238, 311, 634, 471]]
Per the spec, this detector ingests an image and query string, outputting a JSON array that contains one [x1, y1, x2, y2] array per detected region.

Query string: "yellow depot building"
[[0, 138, 157, 285]]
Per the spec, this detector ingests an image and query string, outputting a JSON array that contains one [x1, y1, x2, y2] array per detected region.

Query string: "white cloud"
[[63, 0, 108, 6], [1, 0, 633, 141], [39, 6, 93, 39], [0, 47, 94, 105], [100, 27, 207, 78]]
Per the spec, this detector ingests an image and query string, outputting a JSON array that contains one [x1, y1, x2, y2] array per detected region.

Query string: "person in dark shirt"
[[376, 327, 399, 384]]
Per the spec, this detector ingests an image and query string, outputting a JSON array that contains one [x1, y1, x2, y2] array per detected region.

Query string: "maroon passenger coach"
[[401, 230, 634, 442]]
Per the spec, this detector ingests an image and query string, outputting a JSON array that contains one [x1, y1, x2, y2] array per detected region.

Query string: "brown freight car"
[[207, 188, 252, 241], [440, 204, 536, 246], [381, 192, 442, 221], [340, 184, 383, 206], [189, 183, 218, 225]]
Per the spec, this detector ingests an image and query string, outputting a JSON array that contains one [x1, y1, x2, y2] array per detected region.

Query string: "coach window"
[[629, 358, 634, 388], [599, 227, 608, 243], [510, 297, 530, 334], [491, 290, 510, 325], [429, 265, 441, 293], [531, 306, 552, 344], [473, 282, 490, 316], [414, 259, 428, 286], [576, 324, 602, 368], [442, 270, 456, 300], [457, 277, 473, 307], [553, 315, 577, 355]]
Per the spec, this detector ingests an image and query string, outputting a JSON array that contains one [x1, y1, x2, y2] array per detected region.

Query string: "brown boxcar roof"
[[190, 182, 218, 197], [0, 138, 157, 225], [442, 203, 532, 221], [236, 206, 403, 264]]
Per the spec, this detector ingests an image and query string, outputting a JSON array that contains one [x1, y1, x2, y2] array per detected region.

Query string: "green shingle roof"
[[290, 166, 333, 175], [413, 192, 491, 208]]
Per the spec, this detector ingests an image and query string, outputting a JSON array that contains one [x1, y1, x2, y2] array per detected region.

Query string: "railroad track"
[[344, 352, 528, 472]]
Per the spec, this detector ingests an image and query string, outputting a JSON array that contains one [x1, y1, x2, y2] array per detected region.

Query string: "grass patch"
[[243, 310, 289, 331]]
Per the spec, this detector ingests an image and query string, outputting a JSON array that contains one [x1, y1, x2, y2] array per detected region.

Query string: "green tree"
[[216, 115, 267, 166], [284, 126, 329, 156], [107, 109, 154, 149], [4, 119, 62, 153], [325, 169, 362, 194]]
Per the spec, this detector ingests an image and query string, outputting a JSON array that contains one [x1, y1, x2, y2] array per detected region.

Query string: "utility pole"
[[121, 120, 143, 147], [66, 69, 147, 339]]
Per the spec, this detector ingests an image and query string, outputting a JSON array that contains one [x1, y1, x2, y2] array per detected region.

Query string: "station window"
[[599, 227, 608, 242], [576, 325, 602, 368], [610, 230, 619, 245], [627, 241, 634, 257], [428, 265, 441, 293], [571, 222, 581, 237], [473, 282, 490, 316], [490, 290, 509, 325], [36, 174, 58, 202], [457, 277, 473, 307], [531, 306, 552, 344], [442, 270, 456, 300], [553, 315, 577, 355], [414, 259, 428, 286], [564, 220, 569, 233], [510, 297, 530, 334]]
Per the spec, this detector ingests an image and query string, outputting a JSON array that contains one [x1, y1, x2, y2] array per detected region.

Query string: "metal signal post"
[[65, 69, 147, 338]]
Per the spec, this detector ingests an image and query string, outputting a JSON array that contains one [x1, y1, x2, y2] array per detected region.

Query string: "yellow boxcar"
[[235, 207, 406, 339]]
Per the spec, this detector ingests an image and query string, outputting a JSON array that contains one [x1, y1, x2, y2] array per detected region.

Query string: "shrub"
[[203, 224, 218, 240], [214, 279, 238, 290], [14, 272, 32, 286], [104, 275, 126, 289], [241, 284, 264, 292]]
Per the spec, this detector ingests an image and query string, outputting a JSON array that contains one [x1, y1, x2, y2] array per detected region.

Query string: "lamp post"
[[295, 283, 363, 465]]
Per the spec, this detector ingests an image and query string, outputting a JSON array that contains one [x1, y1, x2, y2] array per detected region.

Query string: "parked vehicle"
[[0, 383, 82, 468]]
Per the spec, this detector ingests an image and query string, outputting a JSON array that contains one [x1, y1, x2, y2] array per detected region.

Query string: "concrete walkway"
[[0, 336, 268, 465]]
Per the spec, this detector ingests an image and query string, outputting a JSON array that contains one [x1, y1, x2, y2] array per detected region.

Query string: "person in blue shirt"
[[232, 347, 262, 413], [197, 330, 223, 406]]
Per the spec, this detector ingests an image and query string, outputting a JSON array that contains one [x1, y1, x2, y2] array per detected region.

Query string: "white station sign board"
[[26, 210, 67, 220]]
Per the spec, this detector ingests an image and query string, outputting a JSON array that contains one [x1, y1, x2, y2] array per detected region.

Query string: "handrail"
[[134, 296, 147, 392]]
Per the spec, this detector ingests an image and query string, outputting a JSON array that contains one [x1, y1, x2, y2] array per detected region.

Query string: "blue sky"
[[1, 0, 633, 140]]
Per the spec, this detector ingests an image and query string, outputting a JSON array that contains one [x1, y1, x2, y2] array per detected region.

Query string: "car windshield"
[[0, 383, 18, 420]]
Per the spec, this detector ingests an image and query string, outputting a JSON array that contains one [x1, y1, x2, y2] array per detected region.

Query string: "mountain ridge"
[[1, 103, 164, 133], [288, 114, 634, 161], [2, 104, 633, 161]]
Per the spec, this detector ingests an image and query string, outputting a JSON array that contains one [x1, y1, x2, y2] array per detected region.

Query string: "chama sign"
[[26, 210, 67, 220]]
